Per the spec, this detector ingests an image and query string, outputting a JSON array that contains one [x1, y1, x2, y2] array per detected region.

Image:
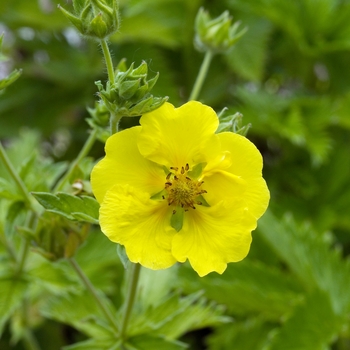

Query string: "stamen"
[[185, 163, 189, 171], [170, 167, 178, 171], [181, 166, 185, 174], [166, 173, 172, 180], [172, 209, 176, 214]]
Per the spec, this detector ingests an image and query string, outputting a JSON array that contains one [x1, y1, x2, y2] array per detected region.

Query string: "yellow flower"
[[91, 101, 269, 276]]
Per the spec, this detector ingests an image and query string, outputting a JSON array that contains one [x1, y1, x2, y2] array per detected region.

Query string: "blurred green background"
[[1, 0, 350, 349]]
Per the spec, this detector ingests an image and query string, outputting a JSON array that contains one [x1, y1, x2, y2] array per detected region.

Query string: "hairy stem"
[[101, 39, 115, 83], [189, 50, 214, 101], [120, 263, 141, 344], [54, 129, 97, 192], [69, 258, 119, 333]]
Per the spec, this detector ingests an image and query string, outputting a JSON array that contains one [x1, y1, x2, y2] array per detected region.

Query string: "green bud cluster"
[[58, 0, 119, 40], [96, 59, 168, 117], [217, 109, 251, 136], [194, 8, 247, 54]]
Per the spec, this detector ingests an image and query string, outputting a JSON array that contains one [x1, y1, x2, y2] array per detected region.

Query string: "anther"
[[172, 210, 176, 214], [166, 173, 171, 180], [162, 195, 165, 199], [165, 182, 172, 186], [197, 201, 202, 205], [185, 163, 189, 171], [181, 166, 185, 174], [170, 167, 178, 171], [186, 176, 191, 181], [174, 175, 178, 180]]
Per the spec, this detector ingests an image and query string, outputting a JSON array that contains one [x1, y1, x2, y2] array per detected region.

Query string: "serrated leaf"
[[32, 192, 99, 224], [179, 259, 303, 320], [267, 290, 342, 350], [258, 211, 350, 316]]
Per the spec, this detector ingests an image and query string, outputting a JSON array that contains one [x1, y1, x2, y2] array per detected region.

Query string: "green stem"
[[0, 142, 36, 210], [69, 258, 119, 333], [110, 112, 122, 135], [54, 129, 97, 192], [120, 263, 141, 343], [189, 50, 214, 101], [101, 39, 115, 83]]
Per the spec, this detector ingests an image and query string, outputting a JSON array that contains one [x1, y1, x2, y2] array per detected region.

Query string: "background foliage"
[[1, 0, 350, 349]]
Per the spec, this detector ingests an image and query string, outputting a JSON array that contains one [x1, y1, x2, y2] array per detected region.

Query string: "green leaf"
[[207, 318, 274, 350], [179, 259, 303, 320], [268, 290, 342, 350], [0, 69, 22, 90], [127, 334, 187, 350], [27, 256, 78, 294], [225, 16, 272, 81], [0, 278, 28, 336], [5, 201, 26, 237], [40, 289, 117, 338], [32, 192, 99, 224], [63, 338, 121, 350], [258, 211, 350, 316]]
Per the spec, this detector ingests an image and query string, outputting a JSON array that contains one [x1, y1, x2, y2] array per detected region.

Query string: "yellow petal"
[[171, 202, 256, 277], [91, 127, 165, 203], [216, 132, 270, 219], [202, 170, 247, 207], [100, 184, 177, 270], [138, 101, 220, 168]]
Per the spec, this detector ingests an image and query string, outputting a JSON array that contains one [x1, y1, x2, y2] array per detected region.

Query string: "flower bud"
[[95, 60, 168, 117], [58, 0, 119, 40], [194, 7, 247, 53]]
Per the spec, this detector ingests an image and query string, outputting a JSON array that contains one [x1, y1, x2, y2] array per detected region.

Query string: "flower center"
[[164, 164, 207, 210]]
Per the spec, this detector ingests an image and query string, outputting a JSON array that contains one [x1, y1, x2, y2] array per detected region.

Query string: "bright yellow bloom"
[[91, 101, 269, 276]]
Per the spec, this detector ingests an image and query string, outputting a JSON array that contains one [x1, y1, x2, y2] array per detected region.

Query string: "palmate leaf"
[[32, 192, 99, 224]]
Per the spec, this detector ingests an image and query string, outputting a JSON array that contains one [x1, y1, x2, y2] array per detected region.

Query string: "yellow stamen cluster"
[[164, 164, 207, 211]]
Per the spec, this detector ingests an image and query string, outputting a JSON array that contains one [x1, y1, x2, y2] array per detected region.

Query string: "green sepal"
[[119, 79, 141, 100], [150, 189, 167, 200], [196, 194, 210, 207], [170, 207, 184, 232], [58, 5, 84, 33], [188, 162, 206, 179]]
